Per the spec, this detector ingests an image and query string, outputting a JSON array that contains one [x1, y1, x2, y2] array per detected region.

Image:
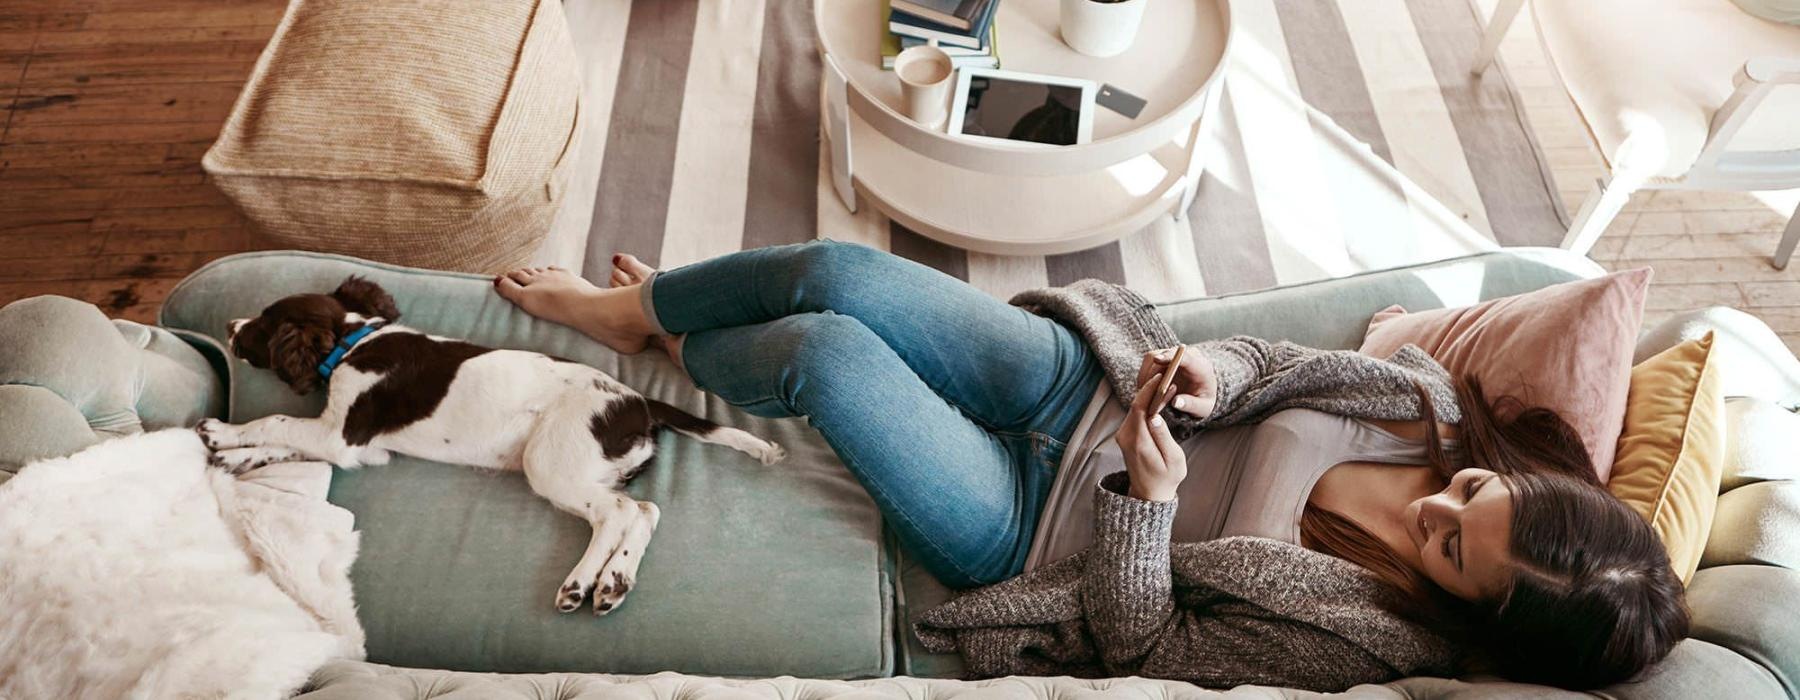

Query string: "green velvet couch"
[[3, 248, 1796, 699]]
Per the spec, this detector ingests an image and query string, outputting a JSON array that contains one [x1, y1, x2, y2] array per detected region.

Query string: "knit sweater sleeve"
[[1079, 474, 1401, 687], [1157, 336, 1461, 440], [1008, 283, 1459, 442], [1189, 336, 1309, 421], [1139, 336, 1318, 440], [1080, 471, 1180, 670]]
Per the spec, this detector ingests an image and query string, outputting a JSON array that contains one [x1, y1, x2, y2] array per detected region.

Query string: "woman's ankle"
[[602, 284, 659, 338]]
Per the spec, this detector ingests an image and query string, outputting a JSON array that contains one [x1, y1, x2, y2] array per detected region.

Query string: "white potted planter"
[[1059, 0, 1147, 58]]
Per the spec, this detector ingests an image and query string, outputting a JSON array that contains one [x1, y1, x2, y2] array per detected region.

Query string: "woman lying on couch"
[[493, 240, 1687, 692]]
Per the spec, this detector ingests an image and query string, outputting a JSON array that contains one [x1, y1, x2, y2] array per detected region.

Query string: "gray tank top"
[[1024, 387, 1460, 571]]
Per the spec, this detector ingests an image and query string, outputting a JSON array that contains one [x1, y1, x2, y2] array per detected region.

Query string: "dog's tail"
[[646, 399, 786, 466]]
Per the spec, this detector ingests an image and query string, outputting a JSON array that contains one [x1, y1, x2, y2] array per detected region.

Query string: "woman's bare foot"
[[609, 253, 656, 288], [493, 266, 651, 354], [604, 254, 687, 372]]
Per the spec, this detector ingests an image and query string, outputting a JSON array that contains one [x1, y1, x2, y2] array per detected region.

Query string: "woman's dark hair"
[[1299, 375, 1689, 690]]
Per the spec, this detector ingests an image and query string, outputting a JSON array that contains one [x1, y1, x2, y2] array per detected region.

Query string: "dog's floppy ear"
[[269, 322, 335, 395], [332, 275, 401, 322]]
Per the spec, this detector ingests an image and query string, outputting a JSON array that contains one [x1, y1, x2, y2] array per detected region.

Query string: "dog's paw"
[[753, 441, 786, 466], [208, 447, 299, 474], [194, 418, 240, 451], [592, 570, 633, 616], [555, 579, 591, 614]]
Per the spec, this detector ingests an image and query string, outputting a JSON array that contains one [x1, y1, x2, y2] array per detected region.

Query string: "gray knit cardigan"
[[912, 281, 1465, 691]]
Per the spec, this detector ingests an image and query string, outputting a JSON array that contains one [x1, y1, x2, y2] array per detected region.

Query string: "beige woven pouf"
[[203, 0, 581, 274]]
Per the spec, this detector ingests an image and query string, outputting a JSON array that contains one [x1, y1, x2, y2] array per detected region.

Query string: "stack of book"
[[881, 0, 1000, 70]]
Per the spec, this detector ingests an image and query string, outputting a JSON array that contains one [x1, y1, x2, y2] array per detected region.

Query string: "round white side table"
[[816, 0, 1232, 255]]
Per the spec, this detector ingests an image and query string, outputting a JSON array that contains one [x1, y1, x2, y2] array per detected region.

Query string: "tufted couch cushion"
[[158, 252, 891, 678], [298, 660, 1340, 699], [0, 295, 224, 472]]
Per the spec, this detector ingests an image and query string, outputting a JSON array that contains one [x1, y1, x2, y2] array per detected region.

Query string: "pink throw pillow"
[[1357, 269, 1652, 481]]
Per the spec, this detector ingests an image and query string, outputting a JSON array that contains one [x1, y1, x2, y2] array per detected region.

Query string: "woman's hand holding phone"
[[1116, 346, 1217, 502], [1117, 370, 1186, 502], [1133, 345, 1217, 420]]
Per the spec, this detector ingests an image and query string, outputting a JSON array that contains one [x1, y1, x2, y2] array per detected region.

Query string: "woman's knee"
[[766, 311, 883, 378], [693, 312, 883, 415], [789, 239, 894, 307], [679, 314, 879, 418]]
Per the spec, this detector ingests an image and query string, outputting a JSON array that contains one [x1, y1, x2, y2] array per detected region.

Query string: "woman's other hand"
[[1133, 345, 1217, 420], [1116, 372, 1186, 502]]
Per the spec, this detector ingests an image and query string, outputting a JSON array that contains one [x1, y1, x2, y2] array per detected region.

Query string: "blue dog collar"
[[317, 324, 381, 380]]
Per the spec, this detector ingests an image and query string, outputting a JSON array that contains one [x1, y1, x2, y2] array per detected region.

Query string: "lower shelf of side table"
[[841, 105, 1194, 256]]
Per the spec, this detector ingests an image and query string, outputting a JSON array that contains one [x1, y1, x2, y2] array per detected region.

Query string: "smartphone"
[[1153, 345, 1185, 414]]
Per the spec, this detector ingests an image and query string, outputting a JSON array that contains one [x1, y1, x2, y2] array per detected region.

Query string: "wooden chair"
[[1476, 0, 1800, 268]]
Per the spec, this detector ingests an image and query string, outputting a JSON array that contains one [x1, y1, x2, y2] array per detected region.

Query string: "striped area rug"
[[542, 0, 1566, 303]]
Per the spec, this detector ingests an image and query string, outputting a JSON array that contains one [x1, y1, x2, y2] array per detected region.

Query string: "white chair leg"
[[1775, 199, 1800, 270], [1561, 177, 1634, 256], [1472, 0, 1526, 74]]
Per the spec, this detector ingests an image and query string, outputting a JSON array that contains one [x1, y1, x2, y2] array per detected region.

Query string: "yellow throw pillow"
[[1608, 333, 1726, 584]]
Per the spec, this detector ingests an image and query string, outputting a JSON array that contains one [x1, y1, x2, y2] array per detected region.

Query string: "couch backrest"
[[1155, 247, 1607, 349]]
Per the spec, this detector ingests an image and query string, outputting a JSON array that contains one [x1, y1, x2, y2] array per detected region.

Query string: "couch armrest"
[[1636, 307, 1800, 407], [1685, 565, 1800, 697], [0, 296, 226, 470]]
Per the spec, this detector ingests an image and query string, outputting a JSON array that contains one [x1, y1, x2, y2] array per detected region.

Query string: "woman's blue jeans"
[[640, 240, 1103, 587]]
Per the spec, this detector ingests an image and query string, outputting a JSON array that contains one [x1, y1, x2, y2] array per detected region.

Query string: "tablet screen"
[[958, 76, 1084, 146]]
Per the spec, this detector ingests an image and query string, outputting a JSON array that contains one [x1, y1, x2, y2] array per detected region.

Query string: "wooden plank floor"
[[3, 0, 1797, 355], [0, 1, 284, 322]]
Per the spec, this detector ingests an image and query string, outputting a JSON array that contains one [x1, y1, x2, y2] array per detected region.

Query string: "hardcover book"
[[882, 2, 1000, 70], [887, 0, 999, 49], [891, 0, 990, 30]]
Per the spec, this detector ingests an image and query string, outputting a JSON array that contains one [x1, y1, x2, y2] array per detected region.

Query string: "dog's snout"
[[226, 318, 247, 343]]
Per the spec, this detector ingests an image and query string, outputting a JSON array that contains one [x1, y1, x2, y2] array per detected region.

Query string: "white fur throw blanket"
[[0, 429, 364, 699]]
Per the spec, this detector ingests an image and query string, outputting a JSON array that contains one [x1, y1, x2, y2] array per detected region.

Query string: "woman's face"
[[1404, 468, 1515, 602]]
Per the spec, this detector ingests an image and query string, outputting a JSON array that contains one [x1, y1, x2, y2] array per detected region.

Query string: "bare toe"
[[611, 253, 657, 286], [493, 274, 527, 303], [494, 268, 596, 323], [491, 267, 650, 355]]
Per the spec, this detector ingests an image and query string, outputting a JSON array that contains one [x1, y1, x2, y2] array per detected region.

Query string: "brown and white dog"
[[195, 276, 785, 615]]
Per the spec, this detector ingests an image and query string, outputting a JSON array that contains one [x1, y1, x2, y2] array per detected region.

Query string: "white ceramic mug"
[[1060, 0, 1147, 58], [894, 42, 955, 129]]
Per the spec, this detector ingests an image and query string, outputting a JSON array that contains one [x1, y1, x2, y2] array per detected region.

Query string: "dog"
[[195, 276, 785, 615]]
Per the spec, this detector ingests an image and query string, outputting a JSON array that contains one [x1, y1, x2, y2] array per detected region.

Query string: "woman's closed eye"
[[1444, 476, 1487, 571]]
